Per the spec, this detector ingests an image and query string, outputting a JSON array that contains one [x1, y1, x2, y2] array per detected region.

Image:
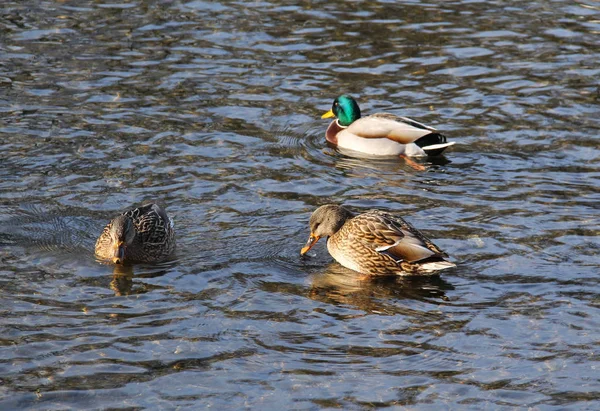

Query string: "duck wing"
[[345, 113, 437, 144], [123, 203, 171, 244], [346, 211, 447, 263]]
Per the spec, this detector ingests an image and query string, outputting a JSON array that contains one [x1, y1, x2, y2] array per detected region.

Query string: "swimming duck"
[[321, 95, 455, 157], [95, 203, 175, 264], [300, 204, 455, 276]]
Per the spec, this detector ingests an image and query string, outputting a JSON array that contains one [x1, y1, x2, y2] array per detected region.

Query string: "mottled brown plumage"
[[95, 203, 175, 264], [301, 204, 455, 276]]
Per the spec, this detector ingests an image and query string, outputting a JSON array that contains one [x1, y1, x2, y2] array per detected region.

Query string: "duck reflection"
[[329, 149, 452, 175], [108, 261, 175, 296], [110, 264, 134, 296], [308, 263, 454, 313]]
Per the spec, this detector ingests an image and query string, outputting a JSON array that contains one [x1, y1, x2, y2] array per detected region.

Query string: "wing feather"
[[124, 203, 169, 244], [345, 113, 435, 144], [345, 211, 447, 263]]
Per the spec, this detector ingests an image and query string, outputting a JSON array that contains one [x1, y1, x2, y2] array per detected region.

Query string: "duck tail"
[[414, 133, 455, 156], [418, 260, 456, 273]]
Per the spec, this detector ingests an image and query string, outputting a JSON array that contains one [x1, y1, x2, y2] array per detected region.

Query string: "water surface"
[[1, 0, 599, 409]]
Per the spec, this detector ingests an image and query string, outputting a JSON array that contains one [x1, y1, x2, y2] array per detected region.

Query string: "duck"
[[300, 204, 455, 276], [321, 95, 455, 157], [95, 203, 175, 264]]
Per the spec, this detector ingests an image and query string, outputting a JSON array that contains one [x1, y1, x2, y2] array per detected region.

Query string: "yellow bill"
[[321, 109, 335, 119]]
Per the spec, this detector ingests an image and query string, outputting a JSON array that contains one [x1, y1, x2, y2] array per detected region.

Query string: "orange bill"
[[300, 234, 320, 255]]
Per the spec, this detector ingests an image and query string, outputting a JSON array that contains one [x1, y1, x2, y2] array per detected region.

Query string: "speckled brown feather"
[[95, 225, 115, 258]]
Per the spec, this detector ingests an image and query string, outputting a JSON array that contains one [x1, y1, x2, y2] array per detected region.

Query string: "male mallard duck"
[[321, 95, 455, 157], [300, 204, 455, 276], [95, 203, 175, 264]]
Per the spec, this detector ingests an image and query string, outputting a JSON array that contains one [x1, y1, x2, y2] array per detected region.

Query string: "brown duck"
[[95, 203, 175, 264], [300, 204, 455, 276]]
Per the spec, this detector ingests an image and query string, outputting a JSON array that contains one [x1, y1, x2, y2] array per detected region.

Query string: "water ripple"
[[0, 0, 599, 408]]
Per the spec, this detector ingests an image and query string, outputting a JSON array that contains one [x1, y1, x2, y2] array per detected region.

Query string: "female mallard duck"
[[300, 204, 455, 276], [321, 95, 455, 157], [95, 203, 175, 264]]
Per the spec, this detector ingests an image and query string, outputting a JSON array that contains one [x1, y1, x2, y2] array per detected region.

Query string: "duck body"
[[301, 204, 455, 276], [322, 95, 455, 157], [95, 203, 175, 264]]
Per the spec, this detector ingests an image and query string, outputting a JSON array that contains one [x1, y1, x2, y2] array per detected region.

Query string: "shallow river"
[[1, 0, 599, 409]]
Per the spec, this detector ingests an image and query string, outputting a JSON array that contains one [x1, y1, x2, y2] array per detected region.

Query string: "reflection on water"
[[109, 263, 177, 296], [110, 265, 135, 296], [1, 0, 599, 408], [309, 264, 453, 313]]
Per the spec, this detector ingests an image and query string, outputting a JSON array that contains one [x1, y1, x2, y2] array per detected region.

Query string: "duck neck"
[[335, 119, 348, 129]]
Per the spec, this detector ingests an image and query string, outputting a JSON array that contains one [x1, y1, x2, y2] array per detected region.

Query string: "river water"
[[1, 0, 599, 409]]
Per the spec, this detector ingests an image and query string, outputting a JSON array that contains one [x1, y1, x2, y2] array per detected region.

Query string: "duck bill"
[[321, 109, 335, 119], [112, 242, 126, 264], [300, 234, 320, 255]]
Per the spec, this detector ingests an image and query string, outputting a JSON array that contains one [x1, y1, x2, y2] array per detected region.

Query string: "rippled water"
[[1, 0, 599, 408]]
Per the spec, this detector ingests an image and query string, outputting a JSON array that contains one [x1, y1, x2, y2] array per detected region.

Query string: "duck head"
[[321, 95, 361, 127], [300, 204, 353, 255], [108, 215, 136, 264]]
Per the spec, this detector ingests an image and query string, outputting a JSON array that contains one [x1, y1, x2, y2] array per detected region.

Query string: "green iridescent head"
[[321, 95, 361, 127]]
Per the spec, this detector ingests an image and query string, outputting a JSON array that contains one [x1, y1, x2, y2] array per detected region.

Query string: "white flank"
[[337, 131, 405, 156]]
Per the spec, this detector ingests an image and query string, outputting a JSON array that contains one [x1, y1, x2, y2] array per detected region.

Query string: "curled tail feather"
[[415, 133, 455, 156]]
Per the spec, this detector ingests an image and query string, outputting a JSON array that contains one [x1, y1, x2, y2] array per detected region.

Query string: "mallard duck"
[[300, 204, 455, 276], [321, 95, 455, 157], [95, 203, 175, 264]]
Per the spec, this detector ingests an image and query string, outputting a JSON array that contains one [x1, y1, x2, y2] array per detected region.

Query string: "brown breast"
[[325, 121, 342, 145]]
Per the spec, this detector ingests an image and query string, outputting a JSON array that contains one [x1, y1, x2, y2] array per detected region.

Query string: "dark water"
[[1, 0, 599, 408]]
